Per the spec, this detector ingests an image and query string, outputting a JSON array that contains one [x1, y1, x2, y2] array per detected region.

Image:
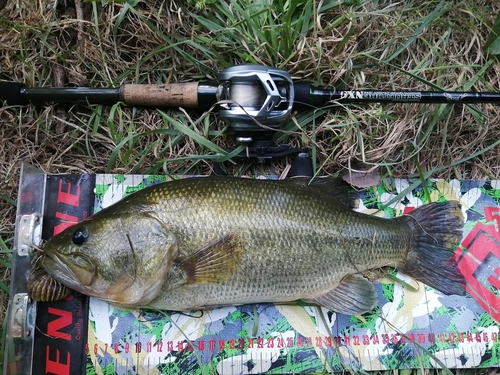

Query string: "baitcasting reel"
[[215, 64, 310, 173], [217, 65, 294, 143]]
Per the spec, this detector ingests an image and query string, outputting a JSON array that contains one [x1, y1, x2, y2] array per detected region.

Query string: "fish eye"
[[72, 227, 89, 246]]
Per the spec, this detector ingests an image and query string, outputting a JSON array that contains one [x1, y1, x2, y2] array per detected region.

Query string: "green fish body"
[[38, 177, 465, 314]]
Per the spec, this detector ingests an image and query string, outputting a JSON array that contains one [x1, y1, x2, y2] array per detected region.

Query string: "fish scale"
[[109, 179, 412, 307], [38, 176, 465, 314]]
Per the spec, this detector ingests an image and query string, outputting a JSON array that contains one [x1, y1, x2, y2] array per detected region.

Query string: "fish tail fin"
[[398, 200, 466, 296]]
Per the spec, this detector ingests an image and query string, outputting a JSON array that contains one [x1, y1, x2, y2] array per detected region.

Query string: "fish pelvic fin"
[[305, 274, 378, 315], [177, 234, 243, 285], [399, 200, 466, 296]]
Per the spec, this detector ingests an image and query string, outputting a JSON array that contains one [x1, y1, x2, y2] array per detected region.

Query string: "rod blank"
[[293, 82, 500, 108], [0, 82, 28, 105], [2, 80, 499, 110], [22, 87, 121, 103]]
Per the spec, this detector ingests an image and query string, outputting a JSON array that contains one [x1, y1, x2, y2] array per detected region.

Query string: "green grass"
[[0, 215, 13, 371], [15, 0, 495, 180], [0, 233, 12, 295]]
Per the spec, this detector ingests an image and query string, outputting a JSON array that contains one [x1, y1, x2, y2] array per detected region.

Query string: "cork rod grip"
[[119, 82, 199, 107]]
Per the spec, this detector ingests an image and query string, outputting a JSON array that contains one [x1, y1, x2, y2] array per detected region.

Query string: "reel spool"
[[217, 65, 294, 143], [215, 65, 311, 176]]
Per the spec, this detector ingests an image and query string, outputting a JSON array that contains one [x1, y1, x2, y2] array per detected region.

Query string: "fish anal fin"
[[307, 274, 378, 315], [179, 234, 242, 285]]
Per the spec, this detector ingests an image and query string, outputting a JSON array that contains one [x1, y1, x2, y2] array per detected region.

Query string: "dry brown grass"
[[1, 0, 500, 368]]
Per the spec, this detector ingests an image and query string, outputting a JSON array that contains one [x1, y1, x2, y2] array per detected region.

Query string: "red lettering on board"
[[53, 212, 79, 235], [267, 338, 274, 348], [484, 207, 500, 229], [92, 331, 500, 362], [297, 337, 304, 347], [238, 338, 245, 350], [315, 337, 322, 347], [277, 337, 284, 348], [455, 207, 500, 322], [45, 347, 70, 375], [325, 337, 332, 347], [428, 333, 436, 344], [57, 180, 81, 206], [47, 308, 72, 340], [403, 206, 414, 214], [257, 338, 264, 348]]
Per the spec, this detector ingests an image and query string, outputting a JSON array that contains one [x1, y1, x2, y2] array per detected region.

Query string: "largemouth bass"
[[37, 177, 465, 315]]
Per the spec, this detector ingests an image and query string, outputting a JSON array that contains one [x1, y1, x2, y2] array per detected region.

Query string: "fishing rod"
[[2, 64, 499, 169]]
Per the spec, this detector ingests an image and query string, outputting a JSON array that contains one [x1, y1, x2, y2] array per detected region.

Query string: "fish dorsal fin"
[[308, 274, 378, 315], [288, 177, 358, 209], [178, 234, 242, 285]]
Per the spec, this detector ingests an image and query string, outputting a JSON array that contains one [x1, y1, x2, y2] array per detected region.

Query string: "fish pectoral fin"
[[308, 274, 378, 315], [177, 234, 242, 285]]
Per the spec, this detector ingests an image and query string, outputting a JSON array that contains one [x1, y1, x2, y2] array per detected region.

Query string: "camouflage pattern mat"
[[82, 176, 500, 374]]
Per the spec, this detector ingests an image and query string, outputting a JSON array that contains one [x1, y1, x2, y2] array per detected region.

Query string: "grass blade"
[[383, 0, 446, 63]]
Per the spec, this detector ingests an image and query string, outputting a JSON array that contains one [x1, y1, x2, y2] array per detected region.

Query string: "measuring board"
[[4, 163, 500, 374]]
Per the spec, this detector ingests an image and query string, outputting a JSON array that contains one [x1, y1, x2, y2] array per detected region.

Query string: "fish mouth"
[[39, 252, 89, 293]]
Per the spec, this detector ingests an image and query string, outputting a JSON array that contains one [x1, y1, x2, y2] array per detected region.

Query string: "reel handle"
[[119, 82, 218, 109], [0, 81, 218, 109], [119, 83, 198, 107]]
